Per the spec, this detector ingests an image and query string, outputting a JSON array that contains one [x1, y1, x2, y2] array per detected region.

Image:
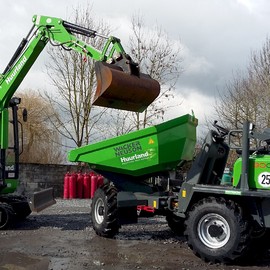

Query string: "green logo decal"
[[224, 190, 242, 196]]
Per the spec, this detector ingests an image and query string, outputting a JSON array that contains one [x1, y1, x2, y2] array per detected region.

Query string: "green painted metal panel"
[[233, 155, 270, 189], [0, 109, 9, 149], [68, 114, 197, 177], [0, 179, 18, 194], [0, 38, 46, 109]]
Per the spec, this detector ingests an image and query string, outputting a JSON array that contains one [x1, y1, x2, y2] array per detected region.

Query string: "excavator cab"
[[93, 55, 160, 113]]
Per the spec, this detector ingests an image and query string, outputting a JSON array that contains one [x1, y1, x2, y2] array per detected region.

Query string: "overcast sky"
[[0, 0, 270, 128]]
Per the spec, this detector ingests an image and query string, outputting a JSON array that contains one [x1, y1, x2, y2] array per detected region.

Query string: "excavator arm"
[[0, 15, 160, 112], [0, 15, 160, 213]]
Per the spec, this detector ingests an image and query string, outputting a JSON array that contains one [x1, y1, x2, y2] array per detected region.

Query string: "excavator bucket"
[[28, 188, 56, 212], [93, 62, 160, 112]]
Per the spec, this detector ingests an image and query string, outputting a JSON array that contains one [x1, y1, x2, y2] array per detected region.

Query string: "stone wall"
[[18, 163, 90, 198]]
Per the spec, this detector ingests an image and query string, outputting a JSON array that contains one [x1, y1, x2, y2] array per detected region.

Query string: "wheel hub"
[[198, 213, 230, 249], [208, 224, 224, 238], [98, 206, 104, 216], [94, 198, 105, 224]]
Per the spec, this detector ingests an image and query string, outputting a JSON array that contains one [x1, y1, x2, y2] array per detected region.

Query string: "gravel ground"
[[0, 199, 270, 270]]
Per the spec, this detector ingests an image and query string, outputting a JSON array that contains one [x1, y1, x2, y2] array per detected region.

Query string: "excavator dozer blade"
[[93, 62, 160, 112], [28, 188, 56, 213]]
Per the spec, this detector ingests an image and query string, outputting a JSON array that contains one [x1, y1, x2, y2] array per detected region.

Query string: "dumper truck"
[[0, 15, 159, 229], [69, 114, 270, 264]]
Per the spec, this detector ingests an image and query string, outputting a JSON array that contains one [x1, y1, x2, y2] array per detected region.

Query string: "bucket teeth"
[[93, 61, 160, 112]]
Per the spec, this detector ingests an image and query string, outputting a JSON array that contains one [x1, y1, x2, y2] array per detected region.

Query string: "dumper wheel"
[[166, 211, 185, 236], [185, 197, 251, 264], [91, 184, 119, 238], [0, 203, 15, 229], [243, 227, 270, 262]]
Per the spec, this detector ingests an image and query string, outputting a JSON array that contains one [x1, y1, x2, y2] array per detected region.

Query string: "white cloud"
[[105, 16, 132, 44], [164, 87, 216, 130], [237, 0, 254, 11], [236, 0, 268, 15], [19, 69, 50, 92], [1, 0, 270, 126], [182, 44, 214, 75]]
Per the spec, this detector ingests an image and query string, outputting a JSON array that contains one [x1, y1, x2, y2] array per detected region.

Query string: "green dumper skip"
[[68, 114, 197, 182]]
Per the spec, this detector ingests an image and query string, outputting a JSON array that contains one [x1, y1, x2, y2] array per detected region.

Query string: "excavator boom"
[[44, 16, 161, 112], [59, 19, 160, 111], [0, 15, 160, 112], [0, 15, 160, 223]]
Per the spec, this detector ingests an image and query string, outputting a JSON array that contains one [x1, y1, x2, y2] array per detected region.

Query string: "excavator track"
[[0, 195, 32, 229], [0, 202, 15, 229]]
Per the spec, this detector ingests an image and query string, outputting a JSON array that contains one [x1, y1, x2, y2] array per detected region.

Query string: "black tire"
[[185, 197, 251, 264], [15, 202, 32, 220], [166, 211, 185, 236], [243, 227, 270, 263], [10, 196, 32, 220], [91, 184, 119, 238], [0, 203, 14, 229]]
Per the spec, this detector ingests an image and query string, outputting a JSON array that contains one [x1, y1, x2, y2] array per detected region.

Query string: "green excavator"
[[0, 15, 160, 229]]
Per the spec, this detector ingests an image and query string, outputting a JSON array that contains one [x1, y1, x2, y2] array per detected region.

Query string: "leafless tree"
[[44, 8, 184, 145], [44, 5, 110, 147], [128, 14, 184, 130], [248, 37, 270, 129], [96, 14, 184, 138], [214, 37, 270, 166], [18, 90, 64, 164], [215, 37, 270, 132]]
